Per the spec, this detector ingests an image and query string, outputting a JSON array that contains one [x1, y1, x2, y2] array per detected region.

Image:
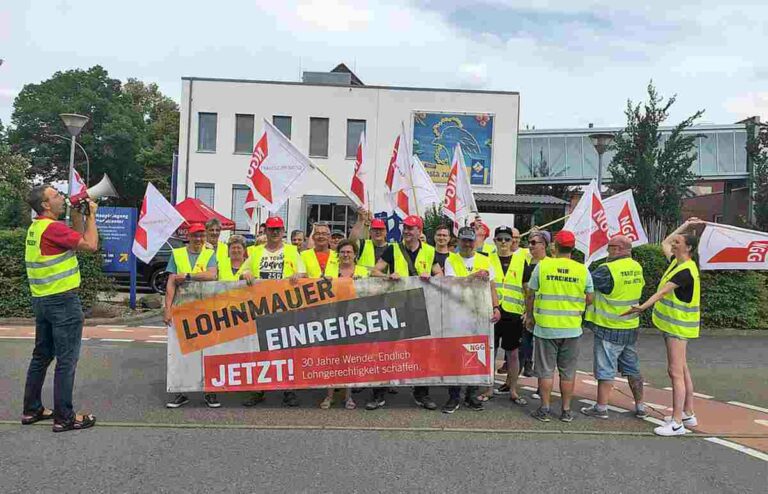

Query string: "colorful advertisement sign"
[[412, 111, 494, 185]]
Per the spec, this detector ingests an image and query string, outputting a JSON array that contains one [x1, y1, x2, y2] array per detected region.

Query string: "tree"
[[608, 81, 703, 228], [8, 66, 178, 206], [746, 121, 768, 231], [0, 128, 31, 227]]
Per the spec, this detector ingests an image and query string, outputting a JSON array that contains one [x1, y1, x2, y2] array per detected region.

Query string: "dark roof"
[[475, 193, 568, 206], [331, 63, 364, 86]]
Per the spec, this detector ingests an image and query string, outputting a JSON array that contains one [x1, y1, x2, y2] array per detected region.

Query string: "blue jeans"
[[23, 292, 84, 423], [593, 335, 640, 381]]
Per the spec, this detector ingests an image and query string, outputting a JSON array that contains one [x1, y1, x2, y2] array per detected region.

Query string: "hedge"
[[590, 244, 768, 330], [0, 228, 114, 317]]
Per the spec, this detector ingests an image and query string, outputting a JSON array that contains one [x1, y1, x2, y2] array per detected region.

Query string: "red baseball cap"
[[475, 222, 490, 237], [371, 218, 386, 229], [402, 215, 423, 230], [188, 223, 205, 234], [554, 230, 576, 248], [264, 217, 285, 229]]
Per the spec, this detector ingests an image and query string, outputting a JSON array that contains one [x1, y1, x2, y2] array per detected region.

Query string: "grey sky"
[[1, 0, 766, 129]]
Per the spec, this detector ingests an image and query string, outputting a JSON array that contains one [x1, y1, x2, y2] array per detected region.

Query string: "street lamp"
[[59, 113, 89, 195], [589, 132, 615, 191]]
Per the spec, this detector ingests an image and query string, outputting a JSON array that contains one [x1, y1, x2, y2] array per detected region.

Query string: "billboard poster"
[[167, 277, 493, 392], [95, 206, 137, 273], [412, 111, 494, 185]]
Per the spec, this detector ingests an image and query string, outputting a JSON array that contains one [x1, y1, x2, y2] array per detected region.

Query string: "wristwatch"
[[185, 273, 192, 282]]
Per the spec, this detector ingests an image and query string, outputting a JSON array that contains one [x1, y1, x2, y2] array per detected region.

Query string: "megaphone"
[[70, 174, 118, 212]]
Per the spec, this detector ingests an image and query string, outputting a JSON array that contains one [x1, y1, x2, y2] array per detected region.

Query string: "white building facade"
[[176, 75, 521, 235]]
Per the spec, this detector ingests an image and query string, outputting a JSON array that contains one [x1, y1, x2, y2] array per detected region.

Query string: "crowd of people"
[[160, 209, 704, 437]]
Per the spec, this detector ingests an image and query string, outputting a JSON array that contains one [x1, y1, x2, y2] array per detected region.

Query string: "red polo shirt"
[[36, 217, 82, 255]]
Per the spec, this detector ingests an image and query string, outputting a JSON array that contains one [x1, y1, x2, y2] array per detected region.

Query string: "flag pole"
[[521, 214, 571, 237], [402, 120, 420, 217], [310, 160, 363, 208]]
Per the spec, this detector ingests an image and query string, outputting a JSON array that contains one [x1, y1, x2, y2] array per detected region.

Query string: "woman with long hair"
[[624, 218, 703, 436]]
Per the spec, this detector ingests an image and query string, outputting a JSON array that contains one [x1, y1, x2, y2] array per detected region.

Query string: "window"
[[309, 117, 329, 157], [565, 136, 583, 177], [234, 114, 254, 153], [231, 185, 251, 232], [346, 119, 366, 158], [717, 132, 735, 173], [548, 137, 566, 178], [197, 113, 217, 152], [194, 183, 215, 208], [304, 200, 358, 235], [516, 138, 532, 178], [273, 115, 292, 139]]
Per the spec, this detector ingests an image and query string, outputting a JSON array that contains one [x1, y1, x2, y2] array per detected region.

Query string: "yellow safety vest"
[[533, 257, 588, 329], [25, 218, 81, 297], [652, 259, 700, 339], [217, 261, 248, 281], [585, 257, 645, 329], [488, 250, 528, 315], [301, 249, 338, 278], [447, 252, 491, 277], [324, 263, 369, 278], [172, 247, 215, 275], [392, 242, 435, 277], [214, 242, 230, 277], [246, 243, 301, 278], [357, 239, 390, 269]]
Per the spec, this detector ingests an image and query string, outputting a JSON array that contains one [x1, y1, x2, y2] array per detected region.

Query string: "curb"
[[0, 309, 163, 327]]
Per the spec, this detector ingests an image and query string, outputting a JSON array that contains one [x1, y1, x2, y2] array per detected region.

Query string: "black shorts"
[[494, 312, 523, 351]]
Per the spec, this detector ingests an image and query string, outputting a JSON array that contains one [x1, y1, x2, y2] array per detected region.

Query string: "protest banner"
[[167, 277, 493, 392]]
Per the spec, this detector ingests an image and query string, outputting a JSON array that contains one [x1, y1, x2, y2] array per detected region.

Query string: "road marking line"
[[645, 402, 672, 411], [97, 324, 126, 328], [149, 335, 167, 339], [754, 419, 768, 427], [0, 328, 14, 331], [693, 392, 714, 399], [140, 325, 165, 329], [144, 341, 167, 344], [100, 338, 134, 343], [581, 379, 598, 386], [643, 417, 666, 426], [663, 387, 673, 391], [727, 402, 768, 414], [81, 338, 91, 341], [522, 386, 537, 392], [614, 377, 628, 383], [704, 438, 768, 463], [0, 336, 35, 339], [576, 370, 591, 375], [108, 328, 133, 333], [578, 399, 629, 413]]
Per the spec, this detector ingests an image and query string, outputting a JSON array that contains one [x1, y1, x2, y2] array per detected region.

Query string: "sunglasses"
[[495, 237, 513, 242], [529, 240, 543, 245]]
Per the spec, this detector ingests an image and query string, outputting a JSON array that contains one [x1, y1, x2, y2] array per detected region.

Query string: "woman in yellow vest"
[[624, 217, 704, 437], [217, 235, 249, 281], [319, 239, 368, 411]]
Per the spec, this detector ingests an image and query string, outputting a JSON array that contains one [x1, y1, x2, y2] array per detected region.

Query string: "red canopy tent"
[[174, 198, 235, 236]]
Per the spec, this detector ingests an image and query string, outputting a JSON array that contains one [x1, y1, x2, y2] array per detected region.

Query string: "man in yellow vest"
[[300, 222, 337, 277], [487, 226, 528, 404], [22, 185, 99, 432], [525, 230, 594, 424], [164, 223, 219, 409], [241, 216, 306, 407], [205, 218, 229, 277], [442, 227, 502, 413], [581, 235, 647, 420], [369, 214, 443, 411], [349, 211, 390, 270]]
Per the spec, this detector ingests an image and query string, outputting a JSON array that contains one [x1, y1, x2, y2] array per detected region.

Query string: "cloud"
[[295, 0, 373, 32], [457, 63, 488, 88], [724, 92, 768, 122]]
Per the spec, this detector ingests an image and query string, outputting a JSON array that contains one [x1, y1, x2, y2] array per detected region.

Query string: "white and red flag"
[[243, 188, 259, 228], [563, 180, 615, 266], [603, 189, 648, 248], [699, 223, 768, 270], [442, 143, 477, 234], [350, 131, 368, 208], [132, 183, 186, 264], [245, 119, 313, 213], [385, 124, 413, 217], [69, 168, 87, 196], [410, 155, 441, 213]]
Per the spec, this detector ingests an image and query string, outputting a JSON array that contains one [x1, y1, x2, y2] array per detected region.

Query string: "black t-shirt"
[[668, 264, 695, 304], [434, 251, 449, 271], [356, 240, 389, 263], [381, 243, 422, 276], [498, 255, 512, 276], [522, 260, 535, 284]]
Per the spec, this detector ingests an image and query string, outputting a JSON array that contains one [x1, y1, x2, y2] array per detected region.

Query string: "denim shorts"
[[593, 336, 641, 381]]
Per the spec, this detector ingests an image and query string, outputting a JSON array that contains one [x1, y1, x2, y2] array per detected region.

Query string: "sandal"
[[21, 408, 54, 425], [510, 396, 528, 406], [320, 397, 333, 409], [345, 399, 357, 410], [52, 413, 96, 433]]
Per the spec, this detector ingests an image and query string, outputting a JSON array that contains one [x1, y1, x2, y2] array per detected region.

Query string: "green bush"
[[589, 243, 767, 329], [0, 228, 114, 317]]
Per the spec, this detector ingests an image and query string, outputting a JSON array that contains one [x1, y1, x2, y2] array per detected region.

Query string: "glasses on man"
[[495, 237, 513, 242], [528, 240, 541, 245]]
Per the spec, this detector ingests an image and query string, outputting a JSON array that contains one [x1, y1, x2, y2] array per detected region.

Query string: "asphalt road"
[[1, 332, 767, 491]]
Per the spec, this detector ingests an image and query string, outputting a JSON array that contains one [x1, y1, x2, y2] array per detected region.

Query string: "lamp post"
[[59, 113, 89, 195], [589, 132, 615, 191]]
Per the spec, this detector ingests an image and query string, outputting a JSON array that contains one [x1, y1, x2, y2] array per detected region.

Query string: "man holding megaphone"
[[21, 184, 100, 432]]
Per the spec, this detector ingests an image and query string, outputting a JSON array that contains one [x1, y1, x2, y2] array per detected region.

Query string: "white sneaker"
[[654, 421, 687, 437], [664, 413, 698, 427]]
